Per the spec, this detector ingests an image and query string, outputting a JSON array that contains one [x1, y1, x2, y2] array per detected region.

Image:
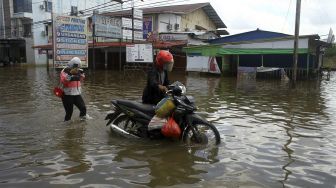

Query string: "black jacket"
[[142, 66, 169, 105]]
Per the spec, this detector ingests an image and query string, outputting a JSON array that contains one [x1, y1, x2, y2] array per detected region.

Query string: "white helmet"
[[68, 57, 81, 68]]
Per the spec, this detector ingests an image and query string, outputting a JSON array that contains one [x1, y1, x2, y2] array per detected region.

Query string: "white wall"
[[187, 56, 209, 72], [32, 0, 52, 64], [158, 14, 181, 33], [220, 38, 309, 49]]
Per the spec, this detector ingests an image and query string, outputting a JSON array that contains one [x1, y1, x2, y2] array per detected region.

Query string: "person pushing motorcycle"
[[142, 50, 174, 105]]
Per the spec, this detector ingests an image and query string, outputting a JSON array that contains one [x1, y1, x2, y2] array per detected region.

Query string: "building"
[[33, 2, 227, 70], [91, 2, 228, 70], [184, 29, 329, 79], [0, 0, 113, 65]]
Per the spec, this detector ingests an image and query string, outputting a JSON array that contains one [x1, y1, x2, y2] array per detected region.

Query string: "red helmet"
[[155, 50, 174, 71]]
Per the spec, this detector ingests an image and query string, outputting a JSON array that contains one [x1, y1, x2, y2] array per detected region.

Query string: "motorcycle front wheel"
[[183, 123, 221, 147]]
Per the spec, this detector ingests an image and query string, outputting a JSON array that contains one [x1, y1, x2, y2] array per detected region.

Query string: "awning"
[[32, 40, 188, 50], [184, 45, 309, 56]]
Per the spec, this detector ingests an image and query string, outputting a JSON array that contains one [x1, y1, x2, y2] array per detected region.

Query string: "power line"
[[90, 0, 193, 16], [0, 0, 195, 38]]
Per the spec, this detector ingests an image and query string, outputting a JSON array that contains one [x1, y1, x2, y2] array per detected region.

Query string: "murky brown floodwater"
[[0, 66, 336, 188]]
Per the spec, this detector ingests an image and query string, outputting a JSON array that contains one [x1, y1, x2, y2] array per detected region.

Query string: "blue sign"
[[143, 16, 152, 39]]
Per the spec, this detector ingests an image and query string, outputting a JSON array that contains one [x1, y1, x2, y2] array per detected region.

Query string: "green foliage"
[[325, 45, 336, 57]]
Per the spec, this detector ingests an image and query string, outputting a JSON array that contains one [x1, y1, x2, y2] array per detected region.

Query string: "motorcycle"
[[105, 82, 221, 147]]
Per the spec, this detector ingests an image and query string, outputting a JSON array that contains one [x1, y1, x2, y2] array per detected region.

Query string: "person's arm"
[[147, 70, 167, 93], [163, 70, 170, 86], [60, 68, 82, 84]]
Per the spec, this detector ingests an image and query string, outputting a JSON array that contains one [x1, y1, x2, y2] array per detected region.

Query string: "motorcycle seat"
[[116, 99, 155, 115]]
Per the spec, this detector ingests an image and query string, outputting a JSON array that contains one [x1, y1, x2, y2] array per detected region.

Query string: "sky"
[[136, 0, 335, 40], [196, 0, 335, 39]]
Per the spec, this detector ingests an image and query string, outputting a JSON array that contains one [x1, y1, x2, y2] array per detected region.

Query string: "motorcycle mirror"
[[172, 86, 182, 95]]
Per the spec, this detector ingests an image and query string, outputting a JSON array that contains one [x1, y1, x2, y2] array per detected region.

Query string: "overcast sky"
[[133, 0, 335, 39], [199, 0, 335, 39]]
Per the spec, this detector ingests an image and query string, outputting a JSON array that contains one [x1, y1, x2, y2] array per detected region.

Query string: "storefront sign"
[[93, 14, 122, 38], [159, 33, 188, 41], [53, 15, 88, 68]]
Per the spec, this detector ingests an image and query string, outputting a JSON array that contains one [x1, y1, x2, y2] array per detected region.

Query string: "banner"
[[143, 16, 152, 39], [93, 15, 122, 38], [126, 44, 153, 63], [53, 15, 88, 68]]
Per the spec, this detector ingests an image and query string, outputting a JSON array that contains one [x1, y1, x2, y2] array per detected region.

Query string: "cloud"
[[209, 0, 335, 36]]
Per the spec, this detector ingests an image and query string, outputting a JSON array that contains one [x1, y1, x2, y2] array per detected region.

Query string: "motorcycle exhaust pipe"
[[109, 123, 140, 139]]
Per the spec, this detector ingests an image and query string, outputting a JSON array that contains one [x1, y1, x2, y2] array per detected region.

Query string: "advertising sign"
[[143, 16, 152, 39], [126, 44, 153, 63], [93, 14, 122, 38], [133, 8, 143, 19], [53, 15, 88, 68], [122, 29, 132, 40], [122, 30, 143, 40], [121, 18, 142, 30], [134, 31, 143, 40], [122, 17, 132, 29]]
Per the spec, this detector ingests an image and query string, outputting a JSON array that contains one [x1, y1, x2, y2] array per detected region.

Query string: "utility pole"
[[131, 0, 134, 43], [292, 0, 301, 86], [92, 10, 97, 70], [50, 0, 55, 70]]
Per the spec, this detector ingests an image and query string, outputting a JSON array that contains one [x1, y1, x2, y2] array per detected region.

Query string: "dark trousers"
[[62, 95, 86, 121]]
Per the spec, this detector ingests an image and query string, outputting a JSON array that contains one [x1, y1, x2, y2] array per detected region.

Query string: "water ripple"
[[1, 68, 336, 187]]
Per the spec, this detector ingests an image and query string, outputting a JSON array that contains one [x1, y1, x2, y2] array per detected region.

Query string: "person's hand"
[[70, 68, 79, 75], [158, 85, 168, 92]]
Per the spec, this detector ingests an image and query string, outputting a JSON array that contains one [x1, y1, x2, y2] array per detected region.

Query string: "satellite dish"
[[327, 28, 335, 44]]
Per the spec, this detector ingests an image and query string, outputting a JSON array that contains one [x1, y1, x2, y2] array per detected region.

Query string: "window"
[[45, 25, 49, 36], [70, 6, 78, 16], [23, 23, 32, 37], [13, 0, 32, 13], [44, 1, 52, 12]]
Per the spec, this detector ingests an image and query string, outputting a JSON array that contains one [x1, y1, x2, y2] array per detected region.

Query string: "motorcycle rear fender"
[[105, 110, 121, 126]]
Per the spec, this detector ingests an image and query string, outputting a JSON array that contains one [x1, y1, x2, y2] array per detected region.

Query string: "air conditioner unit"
[[174, 23, 179, 30], [40, 4, 45, 10], [167, 24, 172, 31]]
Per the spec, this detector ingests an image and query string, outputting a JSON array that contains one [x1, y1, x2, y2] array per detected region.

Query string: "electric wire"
[[1, 0, 197, 38]]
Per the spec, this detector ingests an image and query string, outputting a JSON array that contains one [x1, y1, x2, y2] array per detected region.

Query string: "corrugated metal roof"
[[104, 3, 226, 29], [208, 29, 292, 44]]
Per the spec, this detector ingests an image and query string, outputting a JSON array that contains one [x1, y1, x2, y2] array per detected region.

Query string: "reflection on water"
[[0, 67, 336, 187]]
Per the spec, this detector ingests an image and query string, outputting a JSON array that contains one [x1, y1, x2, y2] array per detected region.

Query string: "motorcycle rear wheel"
[[183, 123, 221, 147], [112, 115, 142, 136]]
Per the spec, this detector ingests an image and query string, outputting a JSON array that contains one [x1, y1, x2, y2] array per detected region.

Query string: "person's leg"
[[62, 95, 74, 121], [74, 95, 86, 117]]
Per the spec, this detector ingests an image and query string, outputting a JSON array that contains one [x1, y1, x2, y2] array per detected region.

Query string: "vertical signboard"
[[53, 15, 88, 68], [143, 16, 152, 39]]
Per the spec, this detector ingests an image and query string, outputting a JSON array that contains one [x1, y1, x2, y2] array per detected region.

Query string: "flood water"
[[0, 66, 335, 188]]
